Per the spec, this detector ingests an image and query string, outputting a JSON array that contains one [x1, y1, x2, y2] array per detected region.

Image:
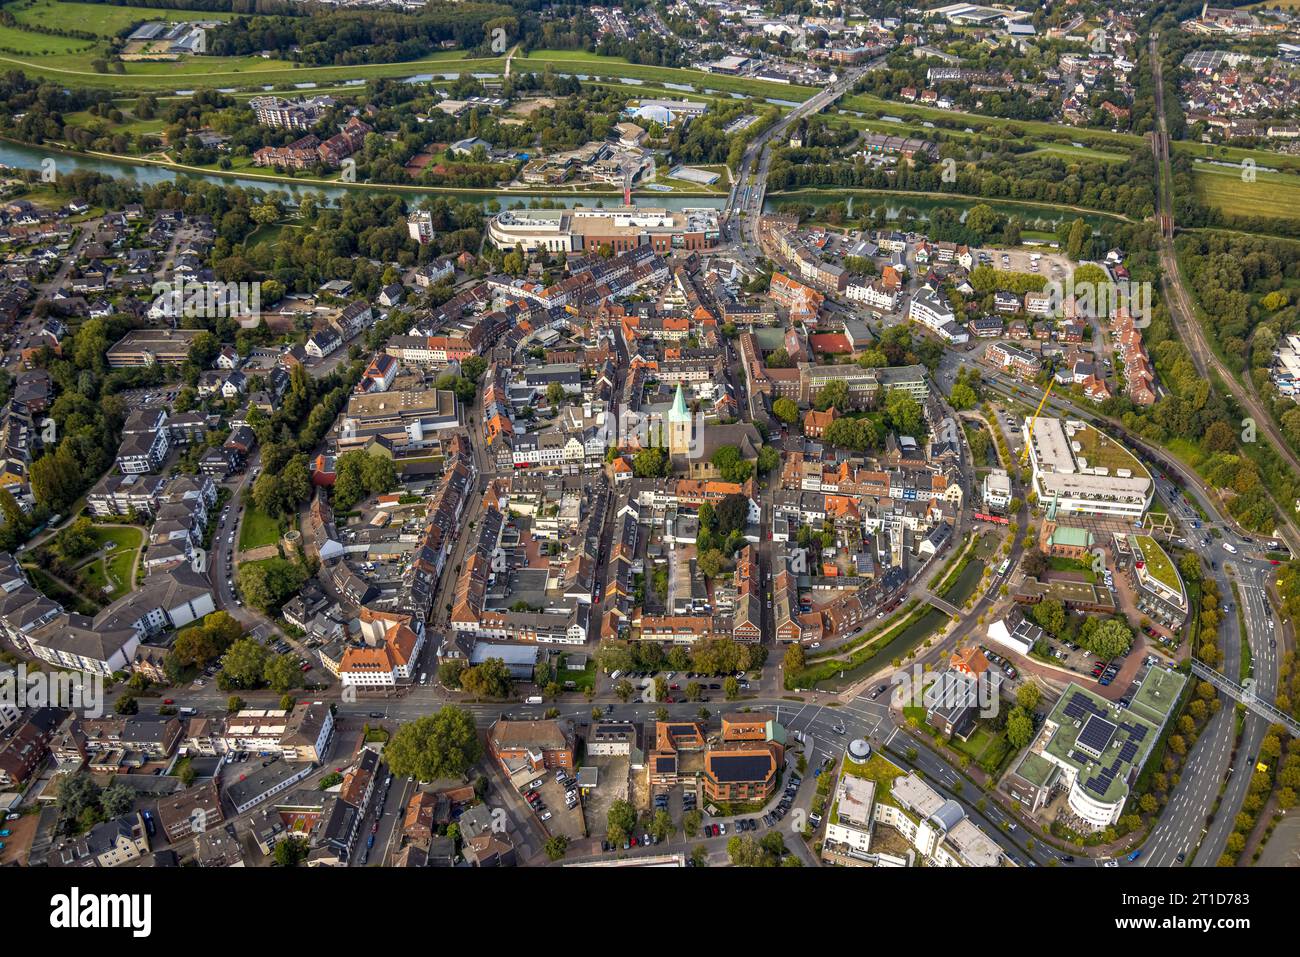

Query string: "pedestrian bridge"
[[1190, 660, 1300, 738]]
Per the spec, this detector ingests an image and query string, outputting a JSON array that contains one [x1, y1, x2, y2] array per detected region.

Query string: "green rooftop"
[[841, 751, 904, 809], [1133, 535, 1184, 604], [1038, 676, 1180, 807], [1128, 665, 1186, 727], [1069, 423, 1150, 481], [1015, 751, 1059, 788]]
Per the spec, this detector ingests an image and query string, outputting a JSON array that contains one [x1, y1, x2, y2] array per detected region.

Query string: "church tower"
[[668, 383, 693, 456]]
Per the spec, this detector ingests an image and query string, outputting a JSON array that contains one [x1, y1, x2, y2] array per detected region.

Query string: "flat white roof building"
[[1024, 417, 1151, 518]]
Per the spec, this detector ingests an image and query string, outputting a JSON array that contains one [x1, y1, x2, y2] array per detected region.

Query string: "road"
[[722, 59, 882, 253], [979, 373, 1282, 866]]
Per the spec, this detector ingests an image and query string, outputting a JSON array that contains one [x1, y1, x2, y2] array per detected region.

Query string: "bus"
[[998, 559, 1011, 576]]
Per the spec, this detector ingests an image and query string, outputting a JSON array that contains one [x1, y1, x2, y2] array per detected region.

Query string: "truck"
[[178, 707, 196, 716], [525, 695, 543, 705]]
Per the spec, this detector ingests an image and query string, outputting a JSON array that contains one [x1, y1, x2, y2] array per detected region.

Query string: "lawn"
[[558, 655, 595, 693], [63, 525, 145, 602], [1027, 143, 1129, 163], [948, 724, 1012, 774], [8, 0, 239, 37], [238, 505, 280, 551], [23, 564, 100, 615], [519, 48, 821, 101], [1192, 165, 1300, 220]]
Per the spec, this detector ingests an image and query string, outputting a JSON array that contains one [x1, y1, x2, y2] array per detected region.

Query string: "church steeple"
[[668, 383, 692, 455]]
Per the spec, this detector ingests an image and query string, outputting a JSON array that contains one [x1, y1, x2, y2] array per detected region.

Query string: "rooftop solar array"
[[1062, 691, 1108, 724], [1078, 715, 1118, 755], [1120, 721, 1149, 743]]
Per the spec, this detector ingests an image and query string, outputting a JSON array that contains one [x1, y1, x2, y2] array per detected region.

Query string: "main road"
[[722, 58, 883, 251], [980, 372, 1280, 866]]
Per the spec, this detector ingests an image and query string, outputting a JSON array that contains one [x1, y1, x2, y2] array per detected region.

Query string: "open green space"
[[518, 49, 820, 101], [79, 524, 144, 601], [8, 0, 238, 37], [238, 504, 280, 551], [1191, 165, 1300, 220]]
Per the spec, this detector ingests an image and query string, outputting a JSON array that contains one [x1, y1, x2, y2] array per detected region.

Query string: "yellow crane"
[[1018, 378, 1055, 466]]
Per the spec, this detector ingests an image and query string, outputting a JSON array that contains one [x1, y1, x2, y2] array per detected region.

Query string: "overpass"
[[1190, 660, 1300, 737]]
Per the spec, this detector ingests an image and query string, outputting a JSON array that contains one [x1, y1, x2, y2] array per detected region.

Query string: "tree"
[[614, 679, 634, 702], [115, 694, 138, 715], [650, 809, 674, 841], [274, 837, 309, 866], [711, 445, 753, 484], [772, 397, 799, 424], [1016, 682, 1041, 712], [237, 558, 308, 614], [1031, 598, 1066, 636], [1088, 617, 1133, 660], [459, 657, 513, 698], [607, 799, 637, 844], [814, 379, 849, 413], [1006, 706, 1035, 749], [784, 643, 806, 674], [949, 382, 978, 411], [683, 809, 702, 837], [227, 695, 246, 713], [715, 494, 750, 535], [544, 835, 569, 860], [264, 655, 301, 694], [221, 638, 270, 689], [384, 707, 483, 781], [724, 676, 740, 699], [884, 389, 924, 436]]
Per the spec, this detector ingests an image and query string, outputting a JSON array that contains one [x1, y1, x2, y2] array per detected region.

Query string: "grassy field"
[[841, 92, 1144, 149], [0, 23, 94, 55], [1192, 165, 1300, 220], [79, 525, 144, 601], [8, 0, 239, 36], [0, 39, 506, 90], [238, 505, 280, 551], [1027, 143, 1129, 163], [518, 49, 819, 101]]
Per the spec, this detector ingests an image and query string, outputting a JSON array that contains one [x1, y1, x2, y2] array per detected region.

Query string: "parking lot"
[[520, 767, 587, 842]]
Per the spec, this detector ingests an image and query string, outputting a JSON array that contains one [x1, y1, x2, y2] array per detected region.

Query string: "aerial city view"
[[0, 0, 1296, 921]]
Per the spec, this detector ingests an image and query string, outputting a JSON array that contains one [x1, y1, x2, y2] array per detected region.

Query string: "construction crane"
[[1019, 379, 1055, 466]]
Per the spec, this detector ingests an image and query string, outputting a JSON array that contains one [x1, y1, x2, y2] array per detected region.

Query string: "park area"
[[238, 505, 281, 551], [78, 525, 144, 602]]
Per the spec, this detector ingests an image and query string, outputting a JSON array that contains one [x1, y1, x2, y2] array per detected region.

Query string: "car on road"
[[163, 698, 174, 705], [1128, 849, 1142, 862]]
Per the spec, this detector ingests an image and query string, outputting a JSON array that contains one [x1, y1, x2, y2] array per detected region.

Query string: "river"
[[0, 139, 725, 211]]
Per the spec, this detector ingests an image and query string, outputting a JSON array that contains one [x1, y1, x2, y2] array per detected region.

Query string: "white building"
[[408, 210, 435, 245], [982, 468, 1012, 510], [1023, 417, 1151, 518]]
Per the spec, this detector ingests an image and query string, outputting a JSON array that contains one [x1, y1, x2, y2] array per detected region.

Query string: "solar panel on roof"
[[1130, 724, 1148, 742], [1119, 742, 1138, 762], [1078, 715, 1118, 754]]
